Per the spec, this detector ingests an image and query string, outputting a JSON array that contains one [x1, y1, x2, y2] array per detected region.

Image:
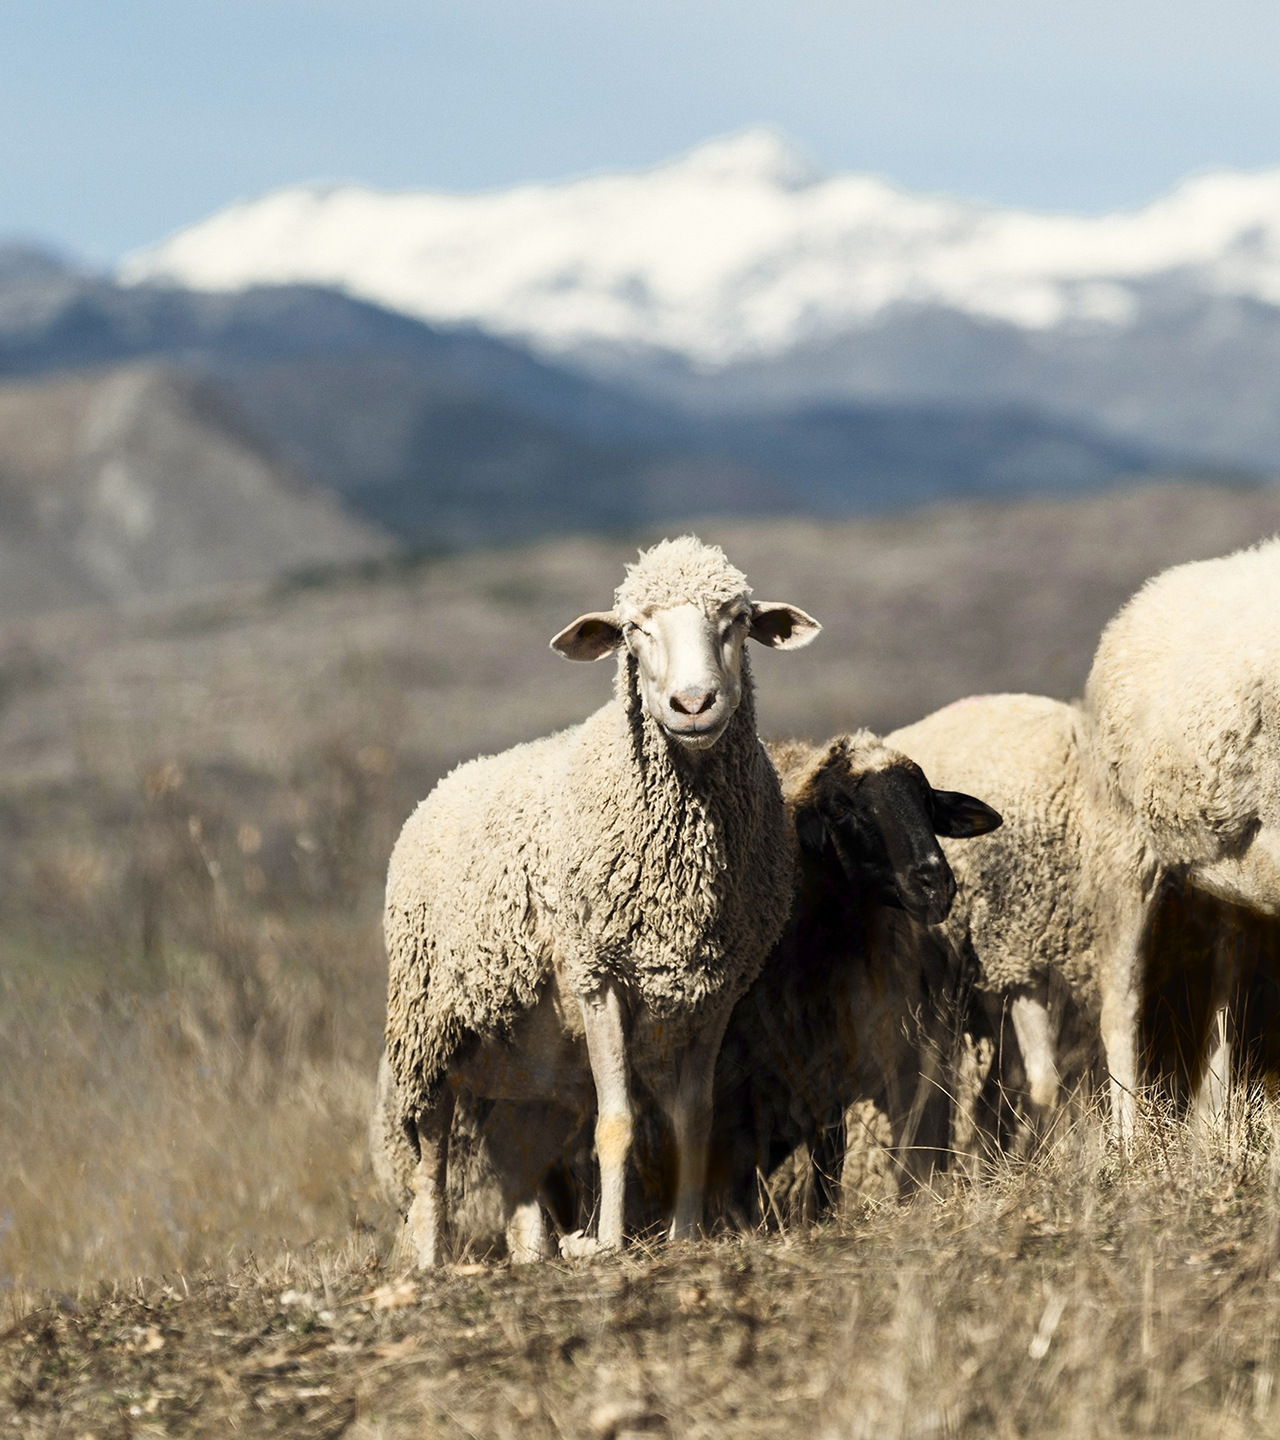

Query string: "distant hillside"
[[2, 476, 1279, 802], [0, 364, 390, 613], [0, 246, 1173, 563]]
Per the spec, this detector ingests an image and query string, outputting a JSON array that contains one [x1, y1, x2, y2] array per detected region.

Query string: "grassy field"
[[4, 485, 1280, 1435]]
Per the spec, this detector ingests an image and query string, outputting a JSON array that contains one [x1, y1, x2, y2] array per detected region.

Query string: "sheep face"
[[550, 537, 819, 752], [795, 750, 1001, 925], [552, 597, 819, 750]]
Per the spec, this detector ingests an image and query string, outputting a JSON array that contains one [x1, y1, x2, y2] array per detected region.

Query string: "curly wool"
[[888, 693, 1142, 1003], [1085, 537, 1280, 870], [384, 541, 794, 1136], [768, 730, 904, 794], [614, 536, 750, 617]]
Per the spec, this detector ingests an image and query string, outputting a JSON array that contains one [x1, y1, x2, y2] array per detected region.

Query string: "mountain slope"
[[0, 252, 1166, 549], [0, 364, 391, 612]]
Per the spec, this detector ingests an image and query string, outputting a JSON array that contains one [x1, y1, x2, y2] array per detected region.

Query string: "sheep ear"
[[930, 789, 1002, 839], [749, 602, 822, 650], [550, 611, 624, 661], [795, 804, 828, 856]]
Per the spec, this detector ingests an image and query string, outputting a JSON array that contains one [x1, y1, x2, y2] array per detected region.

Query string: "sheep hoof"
[[558, 1230, 608, 1259]]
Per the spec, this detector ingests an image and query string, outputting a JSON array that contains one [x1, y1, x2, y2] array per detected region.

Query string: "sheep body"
[[885, 693, 1155, 1130], [384, 656, 792, 1132], [1083, 539, 1280, 1129], [888, 693, 1106, 1005], [1086, 538, 1280, 885]]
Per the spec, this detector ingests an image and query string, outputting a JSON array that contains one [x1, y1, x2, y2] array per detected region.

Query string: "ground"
[[3, 1108, 1280, 1439]]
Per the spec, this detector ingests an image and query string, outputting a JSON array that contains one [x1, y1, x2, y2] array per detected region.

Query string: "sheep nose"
[[912, 856, 956, 918], [670, 687, 718, 716]]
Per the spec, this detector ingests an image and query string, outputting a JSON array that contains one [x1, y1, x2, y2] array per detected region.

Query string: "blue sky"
[[6, 0, 1280, 263]]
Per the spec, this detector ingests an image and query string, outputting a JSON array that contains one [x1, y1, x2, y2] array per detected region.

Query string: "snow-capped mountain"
[[121, 128, 1280, 369]]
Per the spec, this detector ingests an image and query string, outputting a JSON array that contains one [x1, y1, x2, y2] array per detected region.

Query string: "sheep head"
[[550, 536, 820, 751], [791, 734, 1002, 925]]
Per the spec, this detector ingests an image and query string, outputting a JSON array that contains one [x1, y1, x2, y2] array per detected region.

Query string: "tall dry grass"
[[0, 743, 401, 1295]]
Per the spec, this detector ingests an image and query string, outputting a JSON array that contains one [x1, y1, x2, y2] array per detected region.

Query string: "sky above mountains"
[[7, 0, 1280, 262]]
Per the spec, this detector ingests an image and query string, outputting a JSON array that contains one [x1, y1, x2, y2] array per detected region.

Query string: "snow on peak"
[[120, 133, 1280, 366], [671, 127, 819, 189]]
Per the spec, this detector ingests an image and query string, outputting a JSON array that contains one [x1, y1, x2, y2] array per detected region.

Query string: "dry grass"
[[0, 748, 394, 1297], [3, 1092, 1280, 1437], [2, 786, 1279, 1440]]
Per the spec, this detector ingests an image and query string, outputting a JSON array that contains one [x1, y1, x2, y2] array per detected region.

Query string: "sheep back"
[[888, 693, 1104, 999]]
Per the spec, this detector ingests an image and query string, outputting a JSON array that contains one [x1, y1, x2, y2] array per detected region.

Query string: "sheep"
[[882, 694, 1138, 1138], [1084, 537, 1280, 1133], [889, 694, 1090, 1120], [382, 536, 820, 1267], [710, 731, 1001, 1224]]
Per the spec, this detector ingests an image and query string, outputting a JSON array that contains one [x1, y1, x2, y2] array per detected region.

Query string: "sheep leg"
[[1009, 988, 1060, 1117], [404, 1086, 456, 1270], [668, 1003, 733, 1243], [1194, 1004, 1232, 1136], [949, 1032, 995, 1180], [1100, 895, 1148, 1150], [1101, 971, 1141, 1149], [580, 985, 633, 1253], [506, 1200, 552, 1264], [1193, 925, 1235, 1136]]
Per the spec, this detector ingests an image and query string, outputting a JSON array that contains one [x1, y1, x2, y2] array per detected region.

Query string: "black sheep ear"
[[794, 805, 828, 856], [930, 789, 1002, 838]]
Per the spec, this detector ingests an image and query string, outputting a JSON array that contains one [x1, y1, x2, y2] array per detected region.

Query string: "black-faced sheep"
[[382, 536, 820, 1267], [710, 731, 1001, 1223]]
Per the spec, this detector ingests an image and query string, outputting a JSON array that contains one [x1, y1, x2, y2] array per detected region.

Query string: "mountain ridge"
[[0, 255, 1168, 556], [120, 128, 1280, 364]]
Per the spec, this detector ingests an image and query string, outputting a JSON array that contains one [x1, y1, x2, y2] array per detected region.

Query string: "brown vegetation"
[[4, 1100, 1280, 1438]]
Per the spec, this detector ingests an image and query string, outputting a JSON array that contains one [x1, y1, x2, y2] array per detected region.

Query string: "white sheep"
[[885, 693, 1146, 1138], [382, 536, 820, 1267], [1085, 536, 1280, 1132]]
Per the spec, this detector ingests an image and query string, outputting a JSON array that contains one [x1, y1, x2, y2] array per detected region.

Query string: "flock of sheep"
[[369, 533, 1280, 1268]]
